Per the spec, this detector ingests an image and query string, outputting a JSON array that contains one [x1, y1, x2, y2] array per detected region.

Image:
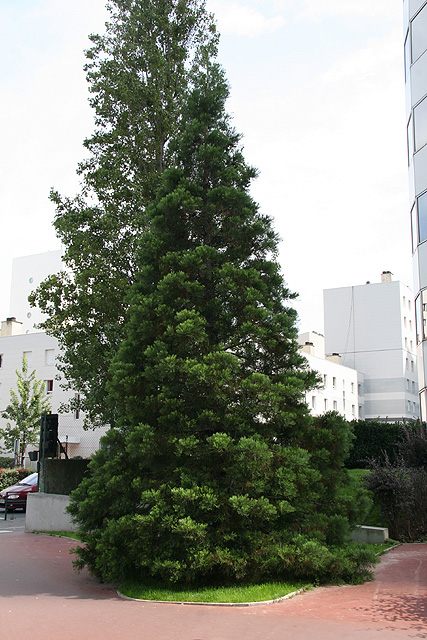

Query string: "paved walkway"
[[0, 533, 426, 640]]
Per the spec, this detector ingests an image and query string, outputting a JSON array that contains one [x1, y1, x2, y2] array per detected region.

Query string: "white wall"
[[298, 332, 361, 421], [9, 250, 63, 334], [0, 332, 106, 462], [323, 279, 419, 420]]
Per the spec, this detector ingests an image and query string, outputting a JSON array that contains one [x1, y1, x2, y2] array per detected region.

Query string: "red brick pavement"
[[0, 533, 426, 640]]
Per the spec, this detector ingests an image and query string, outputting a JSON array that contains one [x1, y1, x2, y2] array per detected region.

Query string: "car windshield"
[[17, 473, 38, 487]]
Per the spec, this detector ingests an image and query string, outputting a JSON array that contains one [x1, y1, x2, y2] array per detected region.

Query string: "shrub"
[[0, 467, 34, 491], [365, 425, 427, 541], [346, 420, 409, 469], [365, 458, 427, 541], [0, 457, 15, 469]]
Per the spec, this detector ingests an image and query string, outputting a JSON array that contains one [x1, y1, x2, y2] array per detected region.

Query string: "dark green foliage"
[[365, 425, 427, 541], [29, 0, 217, 428], [44, 459, 90, 495], [68, 66, 377, 586], [0, 458, 15, 469], [346, 420, 409, 468]]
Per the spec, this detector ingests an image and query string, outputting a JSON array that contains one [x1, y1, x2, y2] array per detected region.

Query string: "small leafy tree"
[[0, 357, 51, 466]]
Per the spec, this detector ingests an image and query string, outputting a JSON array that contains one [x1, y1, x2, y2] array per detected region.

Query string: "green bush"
[[365, 425, 427, 541], [346, 420, 410, 469], [0, 457, 15, 469], [0, 468, 34, 491]]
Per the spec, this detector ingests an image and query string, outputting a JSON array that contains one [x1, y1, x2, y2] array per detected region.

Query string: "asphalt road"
[[0, 531, 426, 640]]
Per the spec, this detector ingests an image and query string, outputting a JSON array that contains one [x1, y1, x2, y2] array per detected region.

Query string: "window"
[[414, 96, 427, 152], [408, 400, 412, 413], [323, 374, 328, 387], [411, 360, 415, 372], [332, 377, 337, 389], [417, 191, 427, 244], [411, 4, 427, 62], [409, 299, 411, 311], [410, 320, 413, 331], [351, 382, 355, 394], [406, 357, 409, 370], [311, 396, 316, 409], [23, 351, 32, 368], [75, 394, 80, 420], [324, 399, 328, 411], [404, 316, 407, 328], [352, 405, 355, 416], [0, 354, 2, 368], [411, 203, 418, 253], [45, 380, 54, 393], [405, 337, 408, 349], [415, 289, 427, 344], [45, 349, 55, 366], [333, 401, 338, 411], [412, 381, 416, 393], [407, 115, 415, 164], [407, 378, 411, 390], [404, 30, 410, 82]]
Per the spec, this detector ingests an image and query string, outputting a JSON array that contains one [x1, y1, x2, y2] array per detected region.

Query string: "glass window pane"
[[417, 289, 427, 344], [418, 192, 427, 243], [408, 114, 415, 163], [411, 5, 427, 62], [414, 96, 427, 151], [405, 31, 411, 80], [412, 202, 418, 252]]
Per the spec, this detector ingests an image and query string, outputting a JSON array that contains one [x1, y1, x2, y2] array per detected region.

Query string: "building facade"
[[298, 331, 363, 421], [0, 318, 106, 463], [9, 250, 63, 334], [323, 273, 418, 421], [403, 0, 427, 418]]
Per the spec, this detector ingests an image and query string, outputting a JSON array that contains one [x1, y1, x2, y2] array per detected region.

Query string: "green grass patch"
[[119, 580, 309, 603], [37, 530, 84, 542], [371, 540, 399, 555]]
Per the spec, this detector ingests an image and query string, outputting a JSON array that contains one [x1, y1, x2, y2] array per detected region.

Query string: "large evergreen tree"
[[30, 0, 217, 428], [69, 63, 376, 586]]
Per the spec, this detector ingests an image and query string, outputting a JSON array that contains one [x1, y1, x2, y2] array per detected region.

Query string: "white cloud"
[[300, 0, 396, 20], [208, 1, 285, 37]]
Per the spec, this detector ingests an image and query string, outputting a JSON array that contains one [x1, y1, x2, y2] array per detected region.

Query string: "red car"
[[0, 472, 38, 511]]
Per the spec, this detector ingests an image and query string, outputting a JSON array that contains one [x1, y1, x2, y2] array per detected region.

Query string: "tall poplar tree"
[[30, 0, 217, 428], [69, 63, 376, 586]]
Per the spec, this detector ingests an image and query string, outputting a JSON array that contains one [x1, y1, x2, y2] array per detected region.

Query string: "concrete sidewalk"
[[0, 534, 426, 639]]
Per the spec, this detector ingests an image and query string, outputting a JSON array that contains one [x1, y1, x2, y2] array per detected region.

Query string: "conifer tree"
[[69, 63, 376, 586]]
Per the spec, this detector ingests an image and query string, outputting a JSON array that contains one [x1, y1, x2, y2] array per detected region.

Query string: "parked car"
[[0, 472, 38, 511]]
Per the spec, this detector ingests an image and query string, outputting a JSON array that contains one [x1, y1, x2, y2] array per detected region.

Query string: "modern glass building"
[[404, 0, 427, 418]]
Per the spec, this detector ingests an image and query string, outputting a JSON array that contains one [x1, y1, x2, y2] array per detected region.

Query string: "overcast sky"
[[0, 0, 411, 333]]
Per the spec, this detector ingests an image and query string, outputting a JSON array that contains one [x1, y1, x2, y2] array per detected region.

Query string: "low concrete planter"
[[25, 493, 78, 533], [350, 525, 389, 544]]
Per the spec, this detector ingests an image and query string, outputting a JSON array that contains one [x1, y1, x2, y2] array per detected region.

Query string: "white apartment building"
[[403, 1, 427, 419], [298, 331, 363, 421], [324, 273, 419, 421], [0, 317, 106, 463], [9, 249, 63, 334]]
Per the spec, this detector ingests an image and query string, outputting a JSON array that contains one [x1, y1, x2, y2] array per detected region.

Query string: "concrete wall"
[[324, 279, 419, 420], [25, 493, 78, 533]]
